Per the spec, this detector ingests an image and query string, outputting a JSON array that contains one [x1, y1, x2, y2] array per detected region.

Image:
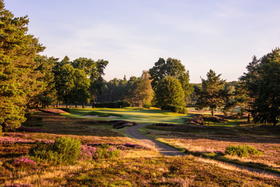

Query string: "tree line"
[[0, 0, 280, 131]]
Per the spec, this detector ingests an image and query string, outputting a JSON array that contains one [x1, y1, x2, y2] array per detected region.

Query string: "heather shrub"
[[93, 145, 120, 160], [80, 145, 97, 160], [225, 145, 262, 157], [13, 157, 36, 168], [30, 137, 81, 164]]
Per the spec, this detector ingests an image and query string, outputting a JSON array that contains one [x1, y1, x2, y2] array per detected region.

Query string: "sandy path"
[[125, 123, 185, 156]]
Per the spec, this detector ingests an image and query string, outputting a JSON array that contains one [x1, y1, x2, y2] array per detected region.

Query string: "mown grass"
[[64, 107, 188, 124]]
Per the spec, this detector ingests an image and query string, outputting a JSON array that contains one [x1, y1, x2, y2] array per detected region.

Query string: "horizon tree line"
[[0, 0, 279, 131]]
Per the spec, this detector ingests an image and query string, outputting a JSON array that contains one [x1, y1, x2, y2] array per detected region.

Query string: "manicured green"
[[64, 107, 188, 124]]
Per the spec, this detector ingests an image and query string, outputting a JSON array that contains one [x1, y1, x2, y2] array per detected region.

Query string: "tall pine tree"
[[0, 0, 44, 130]]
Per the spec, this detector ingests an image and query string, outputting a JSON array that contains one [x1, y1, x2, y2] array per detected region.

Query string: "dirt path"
[[125, 123, 185, 156]]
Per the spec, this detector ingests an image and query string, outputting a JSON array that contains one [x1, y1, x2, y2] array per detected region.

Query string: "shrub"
[[161, 105, 188, 114], [225, 145, 262, 157], [80, 145, 97, 160], [13, 157, 36, 168], [30, 137, 81, 164], [0, 126, 2, 136], [93, 145, 120, 160]]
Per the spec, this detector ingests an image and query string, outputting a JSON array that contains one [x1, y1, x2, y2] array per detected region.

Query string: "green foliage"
[[155, 76, 186, 108], [126, 71, 154, 107], [29, 56, 58, 108], [149, 58, 193, 101], [225, 145, 262, 157], [94, 145, 120, 160], [93, 101, 130, 108], [196, 69, 225, 116], [0, 2, 44, 130], [30, 137, 81, 164], [241, 49, 280, 125], [94, 76, 138, 103], [161, 105, 188, 114]]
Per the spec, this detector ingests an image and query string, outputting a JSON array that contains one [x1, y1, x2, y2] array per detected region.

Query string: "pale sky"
[[6, 0, 280, 82]]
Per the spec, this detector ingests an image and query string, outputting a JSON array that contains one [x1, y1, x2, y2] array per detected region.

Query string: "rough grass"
[[1, 109, 280, 186], [64, 156, 279, 187], [147, 124, 280, 173]]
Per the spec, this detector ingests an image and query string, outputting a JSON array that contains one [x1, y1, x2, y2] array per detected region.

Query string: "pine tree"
[[241, 49, 280, 125], [0, 0, 44, 130], [196, 70, 225, 116]]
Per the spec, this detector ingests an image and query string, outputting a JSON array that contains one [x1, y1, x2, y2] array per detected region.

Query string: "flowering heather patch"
[[0, 137, 34, 144], [35, 139, 54, 144], [13, 157, 36, 167], [0, 136, 54, 145], [4, 184, 31, 187], [80, 145, 97, 160]]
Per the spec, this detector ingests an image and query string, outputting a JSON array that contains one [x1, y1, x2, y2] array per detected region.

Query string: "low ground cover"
[[0, 112, 157, 185], [1, 108, 280, 186], [64, 156, 279, 186], [147, 124, 280, 173]]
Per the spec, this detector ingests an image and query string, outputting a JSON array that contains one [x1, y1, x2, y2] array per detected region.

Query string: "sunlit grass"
[[64, 107, 188, 124]]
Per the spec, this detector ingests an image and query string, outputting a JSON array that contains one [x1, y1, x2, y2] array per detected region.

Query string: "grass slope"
[[65, 107, 188, 124]]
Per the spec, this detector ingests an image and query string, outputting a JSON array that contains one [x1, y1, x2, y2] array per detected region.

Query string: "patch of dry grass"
[[147, 124, 280, 172]]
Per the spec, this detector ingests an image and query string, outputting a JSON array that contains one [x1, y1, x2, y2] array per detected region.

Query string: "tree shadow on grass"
[[182, 149, 280, 176], [21, 112, 125, 137], [147, 124, 280, 144]]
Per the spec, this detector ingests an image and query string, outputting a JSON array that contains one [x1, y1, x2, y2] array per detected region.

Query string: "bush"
[[0, 126, 2, 136], [93, 101, 130, 108], [30, 137, 81, 164], [93, 145, 120, 160], [225, 145, 262, 157], [161, 105, 188, 114]]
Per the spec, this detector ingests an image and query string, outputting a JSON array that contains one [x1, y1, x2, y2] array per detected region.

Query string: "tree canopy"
[[155, 76, 186, 108], [196, 70, 225, 116], [0, 1, 44, 130], [149, 58, 192, 102], [241, 49, 280, 125]]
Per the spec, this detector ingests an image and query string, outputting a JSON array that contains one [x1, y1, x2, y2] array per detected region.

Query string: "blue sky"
[[6, 0, 280, 82]]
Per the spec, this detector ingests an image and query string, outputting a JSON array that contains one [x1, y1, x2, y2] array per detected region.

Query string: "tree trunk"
[[211, 109, 214, 116], [247, 113, 251, 123]]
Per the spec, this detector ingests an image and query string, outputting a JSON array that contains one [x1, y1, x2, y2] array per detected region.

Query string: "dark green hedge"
[[93, 101, 130, 108], [161, 105, 188, 114]]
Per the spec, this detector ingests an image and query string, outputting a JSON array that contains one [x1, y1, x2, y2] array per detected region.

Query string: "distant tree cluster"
[[1, 0, 280, 131], [240, 49, 280, 125], [194, 49, 280, 125]]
